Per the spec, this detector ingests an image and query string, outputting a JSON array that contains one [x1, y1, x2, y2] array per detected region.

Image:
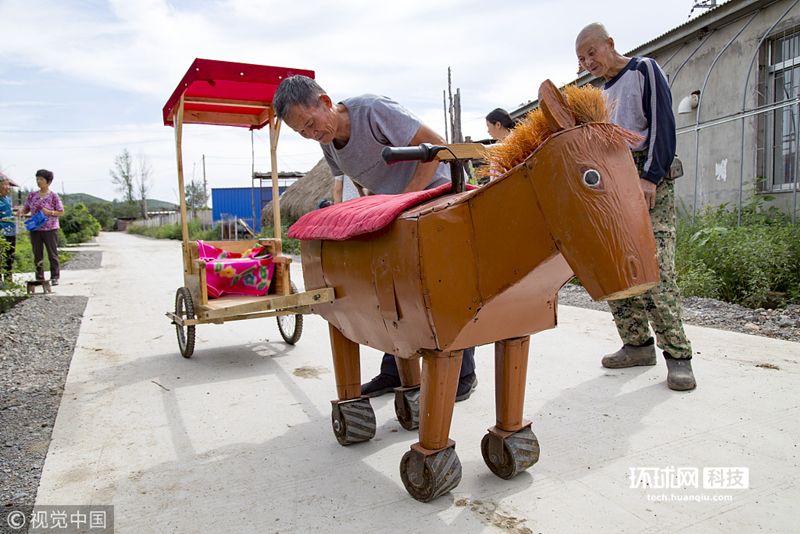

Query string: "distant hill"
[[146, 199, 180, 211], [61, 194, 178, 211], [62, 193, 109, 206]]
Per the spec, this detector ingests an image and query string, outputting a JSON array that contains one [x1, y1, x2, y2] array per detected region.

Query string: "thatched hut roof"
[[262, 158, 334, 229]]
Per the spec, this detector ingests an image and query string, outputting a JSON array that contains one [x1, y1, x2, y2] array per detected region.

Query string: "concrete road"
[[33, 232, 800, 533]]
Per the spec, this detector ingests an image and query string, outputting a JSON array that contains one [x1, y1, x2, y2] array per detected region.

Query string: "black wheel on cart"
[[277, 282, 303, 344], [175, 287, 196, 358]]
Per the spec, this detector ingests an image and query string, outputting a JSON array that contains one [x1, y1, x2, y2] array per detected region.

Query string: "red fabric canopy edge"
[[162, 58, 314, 129]]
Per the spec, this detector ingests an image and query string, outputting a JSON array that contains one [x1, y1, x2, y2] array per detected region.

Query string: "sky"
[[0, 0, 720, 205]]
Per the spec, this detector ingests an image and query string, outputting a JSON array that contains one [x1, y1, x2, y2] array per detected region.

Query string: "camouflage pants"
[[607, 163, 693, 359]]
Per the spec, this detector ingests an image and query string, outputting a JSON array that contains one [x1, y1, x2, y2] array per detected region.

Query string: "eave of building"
[[510, 0, 784, 119]]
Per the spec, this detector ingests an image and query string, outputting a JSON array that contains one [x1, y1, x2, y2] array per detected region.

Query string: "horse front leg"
[[399, 348, 462, 502], [482, 336, 540, 479], [328, 323, 376, 445]]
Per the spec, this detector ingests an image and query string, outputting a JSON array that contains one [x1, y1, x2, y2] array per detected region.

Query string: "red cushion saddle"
[[288, 183, 475, 241]]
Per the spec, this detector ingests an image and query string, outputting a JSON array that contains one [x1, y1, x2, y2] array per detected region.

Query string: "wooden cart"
[[162, 58, 333, 357]]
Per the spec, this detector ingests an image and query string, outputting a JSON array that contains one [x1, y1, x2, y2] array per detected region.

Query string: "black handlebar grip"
[[381, 143, 445, 165], [382, 145, 428, 164]]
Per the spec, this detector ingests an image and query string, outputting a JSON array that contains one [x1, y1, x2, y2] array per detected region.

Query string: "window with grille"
[[762, 30, 800, 192]]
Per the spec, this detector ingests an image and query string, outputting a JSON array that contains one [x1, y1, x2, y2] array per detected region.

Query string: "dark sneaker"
[[361, 373, 401, 398], [602, 337, 656, 368], [51, 279, 59, 286], [455, 372, 478, 402], [666, 357, 696, 391]]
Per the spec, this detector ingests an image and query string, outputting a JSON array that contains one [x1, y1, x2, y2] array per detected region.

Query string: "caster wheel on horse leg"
[[394, 386, 420, 431], [481, 425, 540, 479], [400, 445, 462, 502], [331, 398, 376, 446]]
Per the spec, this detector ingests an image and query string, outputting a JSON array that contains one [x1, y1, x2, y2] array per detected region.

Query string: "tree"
[[61, 203, 101, 244], [110, 149, 135, 204], [185, 178, 206, 217], [85, 201, 114, 231], [136, 152, 153, 220]]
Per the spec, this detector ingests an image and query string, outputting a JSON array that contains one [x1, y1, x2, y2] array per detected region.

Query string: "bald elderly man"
[[576, 22, 695, 391]]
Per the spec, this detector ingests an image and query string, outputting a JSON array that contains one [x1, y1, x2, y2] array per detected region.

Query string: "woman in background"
[[485, 108, 516, 142], [20, 169, 64, 286], [483, 108, 518, 183]]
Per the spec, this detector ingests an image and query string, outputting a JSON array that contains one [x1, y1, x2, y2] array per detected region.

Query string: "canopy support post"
[[269, 109, 283, 250], [174, 97, 191, 273]]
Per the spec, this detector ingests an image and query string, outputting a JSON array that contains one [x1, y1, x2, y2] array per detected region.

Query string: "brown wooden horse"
[[294, 80, 659, 501]]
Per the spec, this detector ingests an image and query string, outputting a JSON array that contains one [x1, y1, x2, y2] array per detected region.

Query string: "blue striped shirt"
[[603, 57, 676, 184]]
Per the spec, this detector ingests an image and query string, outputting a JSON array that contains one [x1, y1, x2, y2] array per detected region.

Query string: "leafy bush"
[[260, 221, 301, 255], [676, 202, 800, 308], [127, 220, 219, 241], [85, 201, 114, 231], [61, 203, 101, 244]]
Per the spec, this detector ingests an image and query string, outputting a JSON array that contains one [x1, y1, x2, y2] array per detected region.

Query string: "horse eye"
[[583, 169, 601, 187]]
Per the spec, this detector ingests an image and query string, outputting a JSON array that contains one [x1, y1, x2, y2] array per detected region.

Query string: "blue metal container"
[[211, 186, 286, 233]]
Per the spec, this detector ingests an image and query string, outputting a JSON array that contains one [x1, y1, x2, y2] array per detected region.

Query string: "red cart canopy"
[[162, 58, 315, 129]]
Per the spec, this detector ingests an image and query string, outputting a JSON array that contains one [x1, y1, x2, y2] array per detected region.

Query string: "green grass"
[[676, 203, 800, 308], [127, 220, 219, 241], [12, 232, 74, 275], [259, 222, 301, 255]]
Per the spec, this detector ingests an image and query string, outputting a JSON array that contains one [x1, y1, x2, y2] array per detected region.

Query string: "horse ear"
[[539, 80, 576, 132]]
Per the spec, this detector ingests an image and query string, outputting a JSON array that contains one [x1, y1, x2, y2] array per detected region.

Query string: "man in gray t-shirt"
[[273, 75, 477, 401], [320, 94, 451, 195]]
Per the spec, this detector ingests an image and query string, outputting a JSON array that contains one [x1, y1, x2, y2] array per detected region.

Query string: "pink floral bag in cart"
[[197, 241, 275, 299]]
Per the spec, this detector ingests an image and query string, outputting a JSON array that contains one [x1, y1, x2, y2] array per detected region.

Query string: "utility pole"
[[202, 155, 208, 208], [442, 90, 449, 143], [446, 67, 463, 144]]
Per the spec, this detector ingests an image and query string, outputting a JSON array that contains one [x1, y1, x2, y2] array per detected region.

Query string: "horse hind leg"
[[328, 324, 376, 446], [394, 355, 421, 431], [481, 336, 540, 479]]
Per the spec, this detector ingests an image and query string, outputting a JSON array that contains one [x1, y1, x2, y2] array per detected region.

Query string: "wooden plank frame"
[[434, 143, 488, 161], [171, 86, 303, 322]]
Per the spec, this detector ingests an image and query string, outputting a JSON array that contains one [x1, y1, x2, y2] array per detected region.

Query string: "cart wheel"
[[175, 287, 196, 358], [394, 387, 420, 430], [331, 398, 376, 446], [481, 426, 540, 480], [400, 445, 462, 502], [277, 281, 303, 344]]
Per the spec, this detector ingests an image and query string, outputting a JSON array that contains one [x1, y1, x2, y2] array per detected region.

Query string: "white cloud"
[[0, 0, 720, 202]]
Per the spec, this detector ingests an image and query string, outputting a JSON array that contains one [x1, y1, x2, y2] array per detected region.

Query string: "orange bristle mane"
[[484, 84, 641, 176]]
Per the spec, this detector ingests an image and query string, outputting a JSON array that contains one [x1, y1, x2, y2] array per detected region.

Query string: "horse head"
[[522, 80, 659, 300]]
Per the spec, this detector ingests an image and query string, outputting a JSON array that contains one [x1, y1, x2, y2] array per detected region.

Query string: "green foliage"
[[61, 203, 101, 244], [127, 220, 219, 241], [260, 221, 301, 255], [85, 202, 114, 231], [185, 178, 207, 211], [0, 239, 26, 299], [111, 200, 141, 219], [676, 201, 800, 308], [12, 232, 73, 275]]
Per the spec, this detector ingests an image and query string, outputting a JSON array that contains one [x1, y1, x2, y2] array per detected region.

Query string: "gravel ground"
[[557, 283, 800, 343], [1, 249, 100, 534], [0, 249, 797, 533]]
